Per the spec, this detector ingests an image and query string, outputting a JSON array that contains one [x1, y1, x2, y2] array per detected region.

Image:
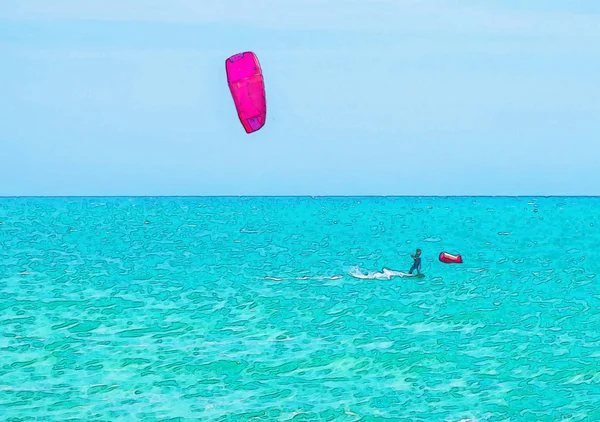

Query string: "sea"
[[0, 196, 599, 421]]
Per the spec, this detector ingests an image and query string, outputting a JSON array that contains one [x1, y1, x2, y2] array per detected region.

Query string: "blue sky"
[[1, 0, 599, 196]]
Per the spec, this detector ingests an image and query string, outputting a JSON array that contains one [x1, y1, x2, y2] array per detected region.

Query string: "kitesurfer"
[[409, 249, 422, 275]]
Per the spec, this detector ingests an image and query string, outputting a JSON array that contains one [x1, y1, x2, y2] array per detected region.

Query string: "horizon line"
[[2, 195, 600, 199]]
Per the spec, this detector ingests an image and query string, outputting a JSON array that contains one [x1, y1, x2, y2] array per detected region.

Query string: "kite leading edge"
[[225, 51, 267, 134]]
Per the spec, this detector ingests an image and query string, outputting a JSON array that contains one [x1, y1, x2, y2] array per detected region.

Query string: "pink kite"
[[225, 51, 267, 134], [439, 252, 463, 264]]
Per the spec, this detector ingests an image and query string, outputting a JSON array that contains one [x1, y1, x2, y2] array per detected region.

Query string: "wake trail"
[[349, 267, 416, 280], [264, 275, 344, 281]]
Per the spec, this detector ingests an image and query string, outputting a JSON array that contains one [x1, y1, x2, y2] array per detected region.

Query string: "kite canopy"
[[439, 252, 463, 264], [225, 51, 267, 134]]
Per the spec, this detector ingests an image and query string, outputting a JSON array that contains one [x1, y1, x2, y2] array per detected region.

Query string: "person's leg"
[[409, 263, 416, 274]]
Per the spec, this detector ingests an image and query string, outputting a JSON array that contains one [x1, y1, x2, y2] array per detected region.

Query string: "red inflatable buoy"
[[439, 252, 463, 264]]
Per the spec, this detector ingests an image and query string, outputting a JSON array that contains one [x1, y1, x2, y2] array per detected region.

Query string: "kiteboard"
[[225, 51, 267, 134], [403, 272, 425, 278]]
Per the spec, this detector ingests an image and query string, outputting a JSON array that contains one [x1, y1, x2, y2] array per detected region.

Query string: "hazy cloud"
[[1, 0, 599, 38]]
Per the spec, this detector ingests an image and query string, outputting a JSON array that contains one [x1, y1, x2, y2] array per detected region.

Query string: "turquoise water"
[[1, 196, 599, 421]]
